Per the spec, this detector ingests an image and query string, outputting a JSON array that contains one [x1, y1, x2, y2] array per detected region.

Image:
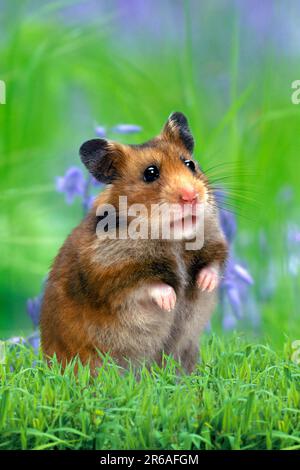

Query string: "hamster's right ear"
[[79, 139, 121, 184]]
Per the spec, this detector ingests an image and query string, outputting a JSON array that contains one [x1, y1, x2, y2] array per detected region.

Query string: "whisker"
[[207, 187, 261, 207], [203, 161, 252, 174], [208, 200, 242, 218], [208, 201, 255, 222], [209, 191, 260, 207], [210, 188, 260, 198], [209, 184, 261, 197], [209, 196, 249, 211], [210, 186, 258, 197], [208, 171, 258, 179]]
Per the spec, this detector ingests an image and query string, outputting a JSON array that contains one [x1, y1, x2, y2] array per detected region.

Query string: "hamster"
[[40, 112, 228, 374]]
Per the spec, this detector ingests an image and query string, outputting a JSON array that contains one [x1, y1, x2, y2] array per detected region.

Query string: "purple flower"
[[216, 191, 257, 329], [90, 176, 102, 187], [226, 286, 242, 319], [26, 295, 42, 328], [238, 0, 274, 38], [215, 190, 237, 243], [27, 332, 40, 352], [83, 194, 96, 212], [221, 255, 255, 323], [222, 304, 237, 331], [257, 229, 278, 300], [81, 173, 102, 214], [220, 210, 237, 244], [287, 224, 300, 245], [286, 223, 300, 277], [111, 124, 142, 134], [26, 278, 47, 329], [95, 125, 106, 138], [233, 264, 254, 285], [277, 185, 294, 204], [56, 167, 86, 204], [8, 336, 25, 345], [7, 332, 40, 356]]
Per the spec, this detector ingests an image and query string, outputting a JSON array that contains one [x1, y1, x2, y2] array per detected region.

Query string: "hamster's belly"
[[87, 283, 216, 367], [112, 284, 216, 363], [165, 288, 217, 356], [88, 243, 217, 363], [87, 286, 175, 364], [118, 287, 175, 361]]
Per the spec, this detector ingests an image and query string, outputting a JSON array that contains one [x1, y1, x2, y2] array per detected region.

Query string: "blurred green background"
[[0, 0, 300, 346]]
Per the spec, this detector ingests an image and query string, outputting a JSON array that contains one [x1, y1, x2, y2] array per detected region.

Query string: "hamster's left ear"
[[161, 112, 194, 153]]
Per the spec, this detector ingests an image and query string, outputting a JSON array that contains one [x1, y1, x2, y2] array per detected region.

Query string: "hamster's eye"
[[143, 165, 160, 183], [183, 159, 196, 173]]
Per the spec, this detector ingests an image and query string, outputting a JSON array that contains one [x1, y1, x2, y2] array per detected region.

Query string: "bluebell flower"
[[286, 223, 300, 276], [7, 336, 26, 345], [26, 295, 42, 328], [277, 185, 294, 204], [214, 190, 237, 243], [26, 278, 47, 329], [257, 230, 277, 300], [27, 331, 40, 352], [83, 194, 96, 213], [91, 176, 102, 187], [233, 263, 254, 285], [222, 299, 237, 331], [81, 173, 102, 213], [111, 124, 142, 134], [56, 166, 86, 204], [7, 333, 40, 355], [95, 125, 106, 138], [220, 256, 254, 321], [220, 257, 255, 331], [216, 189, 257, 330], [287, 223, 300, 245], [219, 210, 237, 244]]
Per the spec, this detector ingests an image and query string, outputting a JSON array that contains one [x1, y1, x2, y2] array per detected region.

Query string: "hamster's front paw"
[[149, 282, 176, 312], [196, 265, 219, 292]]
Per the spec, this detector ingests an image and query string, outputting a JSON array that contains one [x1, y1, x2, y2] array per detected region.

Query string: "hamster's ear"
[[79, 139, 121, 183], [161, 112, 194, 153]]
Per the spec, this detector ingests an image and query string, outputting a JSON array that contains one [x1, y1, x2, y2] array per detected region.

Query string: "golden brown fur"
[[40, 112, 228, 374]]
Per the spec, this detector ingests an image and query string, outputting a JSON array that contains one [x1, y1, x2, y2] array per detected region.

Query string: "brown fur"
[[40, 113, 228, 374]]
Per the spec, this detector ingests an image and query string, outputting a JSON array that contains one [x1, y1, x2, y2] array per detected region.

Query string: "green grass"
[[1, 334, 300, 450], [1, 1, 300, 451], [1, 1, 300, 344]]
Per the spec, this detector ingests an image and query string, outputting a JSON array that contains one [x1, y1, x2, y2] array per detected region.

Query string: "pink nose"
[[179, 187, 198, 204]]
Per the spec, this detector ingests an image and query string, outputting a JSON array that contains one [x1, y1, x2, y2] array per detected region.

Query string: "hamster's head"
[[80, 112, 212, 240]]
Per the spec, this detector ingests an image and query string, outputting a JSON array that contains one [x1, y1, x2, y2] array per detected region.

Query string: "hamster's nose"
[[178, 186, 198, 204]]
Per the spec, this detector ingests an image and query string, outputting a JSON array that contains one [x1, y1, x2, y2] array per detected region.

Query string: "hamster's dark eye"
[[183, 159, 196, 173], [143, 165, 160, 183]]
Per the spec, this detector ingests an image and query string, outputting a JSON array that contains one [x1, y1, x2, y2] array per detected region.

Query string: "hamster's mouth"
[[170, 202, 203, 223], [170, 214, 197, 229], [169, 215, 201, 241], [168, 202, 204, 239]]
